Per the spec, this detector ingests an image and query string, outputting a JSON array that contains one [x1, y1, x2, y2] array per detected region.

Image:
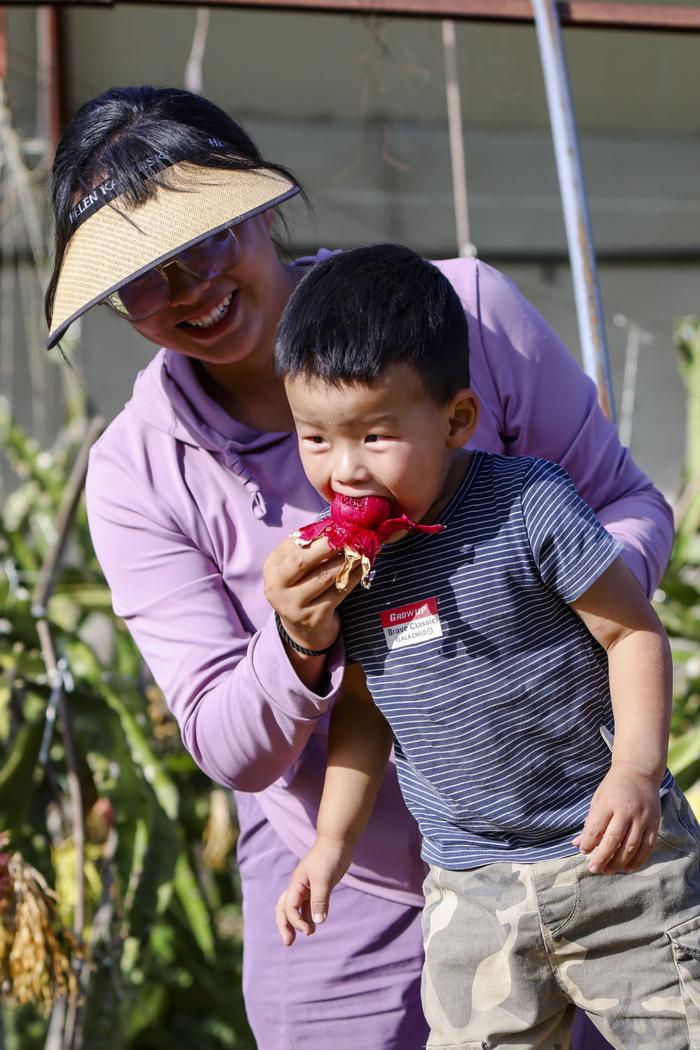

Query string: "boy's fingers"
[[618, 829, 643, 871], [641, 826, 660, 862], [309, 879, 333, 925], [286, 878, 309, 912], [622, 825, 659, 873], [288, 897, 319, 937], [586, 815, 630, 873], [285, 879, 317, 937], [577, 806, 612, 854], [274, 892, 297, 946], [600, 823, 642, 874]]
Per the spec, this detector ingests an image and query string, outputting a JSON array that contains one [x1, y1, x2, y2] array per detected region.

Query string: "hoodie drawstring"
[[222, 448, 268, 521]]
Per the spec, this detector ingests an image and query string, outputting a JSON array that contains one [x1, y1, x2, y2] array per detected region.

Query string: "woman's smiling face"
[[127, 209, 296, 368]]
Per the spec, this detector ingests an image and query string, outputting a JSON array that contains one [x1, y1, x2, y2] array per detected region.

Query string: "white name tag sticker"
[[380, 597, 443, 651]]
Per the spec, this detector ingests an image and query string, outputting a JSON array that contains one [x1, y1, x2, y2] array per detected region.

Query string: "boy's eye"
[[365, 434, 382, 444], [304, 436, 326, 446]]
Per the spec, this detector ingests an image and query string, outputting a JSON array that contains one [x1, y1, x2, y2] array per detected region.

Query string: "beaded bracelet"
[[274, 612, 338, 657]]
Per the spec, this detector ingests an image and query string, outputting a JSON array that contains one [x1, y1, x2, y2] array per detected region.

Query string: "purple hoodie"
[[86, 256, 673, 908]]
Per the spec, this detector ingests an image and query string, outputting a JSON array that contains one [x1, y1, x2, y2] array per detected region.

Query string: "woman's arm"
[[86, 445, 345, 793], [468, 260, 674, 595]]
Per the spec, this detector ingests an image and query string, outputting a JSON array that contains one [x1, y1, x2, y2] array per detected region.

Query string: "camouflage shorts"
[[422, 786, 700, 1049]]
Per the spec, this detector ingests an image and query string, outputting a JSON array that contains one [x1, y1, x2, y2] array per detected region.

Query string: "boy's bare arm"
[[570, 555, 672, 875], [276, 663, 393, 945], [317, 662, 394, 846]]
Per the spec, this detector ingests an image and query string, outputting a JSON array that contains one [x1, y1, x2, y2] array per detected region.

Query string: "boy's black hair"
[[275, 244, 470, 403]]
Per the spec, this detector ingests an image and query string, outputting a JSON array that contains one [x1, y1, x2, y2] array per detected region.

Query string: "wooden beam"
[[4, 1, 700, 32], [37, 6, 65, 152], [0, 8, 7, 81]]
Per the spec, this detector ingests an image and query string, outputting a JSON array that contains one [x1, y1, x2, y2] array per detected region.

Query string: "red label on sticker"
[[380, 597, 439, 628]]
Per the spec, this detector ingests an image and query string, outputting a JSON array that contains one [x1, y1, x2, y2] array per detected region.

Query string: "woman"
[[46, 87, 672, 1050]]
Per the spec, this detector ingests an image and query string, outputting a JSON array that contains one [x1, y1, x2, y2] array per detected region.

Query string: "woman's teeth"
[[183, 292, 233, 329]]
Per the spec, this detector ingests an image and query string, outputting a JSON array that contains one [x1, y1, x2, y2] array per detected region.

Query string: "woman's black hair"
[[45, 86, 305, 326], [275, 244, 470, 404]]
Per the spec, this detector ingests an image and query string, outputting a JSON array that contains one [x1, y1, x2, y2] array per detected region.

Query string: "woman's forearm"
[[183, 615, 346, 791], [86, 461, 345, 793]]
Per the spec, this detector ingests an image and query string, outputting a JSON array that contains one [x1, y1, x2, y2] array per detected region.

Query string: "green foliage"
[[657, 318, 700, 802], [0, 401, 253, 1048], [5, 321, 699, 1044]]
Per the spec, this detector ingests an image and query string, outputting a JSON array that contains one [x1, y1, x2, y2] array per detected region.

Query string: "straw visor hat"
[[47, 159, 299, 349]]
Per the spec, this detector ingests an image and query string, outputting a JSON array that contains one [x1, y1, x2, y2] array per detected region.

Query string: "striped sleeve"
[[521, 459, 622, 603]]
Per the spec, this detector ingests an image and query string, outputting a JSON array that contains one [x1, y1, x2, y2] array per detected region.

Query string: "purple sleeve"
[[473, 260, 673, 596], [85, 446, 344, 793]]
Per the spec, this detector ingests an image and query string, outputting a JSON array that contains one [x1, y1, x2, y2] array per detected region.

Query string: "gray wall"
[[3, 4, 699, 497]]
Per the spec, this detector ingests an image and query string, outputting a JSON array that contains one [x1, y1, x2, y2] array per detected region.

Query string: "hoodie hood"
[[125, 348, 292, 520]]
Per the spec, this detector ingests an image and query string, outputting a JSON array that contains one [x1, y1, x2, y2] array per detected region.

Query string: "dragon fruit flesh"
[[293, 493, 444, 590]]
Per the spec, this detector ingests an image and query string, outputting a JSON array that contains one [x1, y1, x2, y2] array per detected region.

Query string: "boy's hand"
[[264, 537, 362, 654], [572, 762, 661, 875], [275, 837, 354, 946]]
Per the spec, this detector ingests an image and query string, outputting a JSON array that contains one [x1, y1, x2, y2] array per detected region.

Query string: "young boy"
[[270, 244, 700, 1049]]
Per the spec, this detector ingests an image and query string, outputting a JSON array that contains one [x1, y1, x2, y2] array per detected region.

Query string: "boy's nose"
[[332, 449, 371, 488]]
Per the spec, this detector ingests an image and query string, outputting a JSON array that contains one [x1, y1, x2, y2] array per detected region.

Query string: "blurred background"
[[1, 4, 699, 1048], [3, 1, 700, 493]]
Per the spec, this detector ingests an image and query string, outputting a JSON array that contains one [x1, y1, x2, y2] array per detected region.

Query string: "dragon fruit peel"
[[293, 493, 444, 590]]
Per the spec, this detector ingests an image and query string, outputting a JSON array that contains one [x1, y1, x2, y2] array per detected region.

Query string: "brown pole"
[[36, 5, 64, 156], [0, 8, 7, 81], [3, 1, 700, 31]]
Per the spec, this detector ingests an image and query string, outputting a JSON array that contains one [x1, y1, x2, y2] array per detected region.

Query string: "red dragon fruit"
[[294, 493, 444, 590]]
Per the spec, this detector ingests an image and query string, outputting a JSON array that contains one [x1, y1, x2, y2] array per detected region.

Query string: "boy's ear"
[[446, 389, 479, 448]]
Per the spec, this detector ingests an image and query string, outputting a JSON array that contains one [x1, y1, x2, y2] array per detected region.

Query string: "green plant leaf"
[[173, 853, 216, 963], [100, 683, 179, 821], [668, 725, 700, 777], [0, 710, 44, 834]]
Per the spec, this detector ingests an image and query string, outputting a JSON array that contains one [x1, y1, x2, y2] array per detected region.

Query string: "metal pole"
[[614, 313, 653, 448], [532, 0, 615, 422], [441, 20, 476, 259]]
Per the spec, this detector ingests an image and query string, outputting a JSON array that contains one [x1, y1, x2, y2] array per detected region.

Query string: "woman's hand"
[[263, 536, 361, 653], [275, 836, 355, 946]]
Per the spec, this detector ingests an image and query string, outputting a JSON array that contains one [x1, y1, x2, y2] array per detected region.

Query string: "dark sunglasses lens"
[[178, 229, 240, 278], [107, 269, 170, 319]]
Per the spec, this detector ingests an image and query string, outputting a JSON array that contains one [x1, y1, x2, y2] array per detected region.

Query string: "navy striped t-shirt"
[[340, 452, 673, 870]]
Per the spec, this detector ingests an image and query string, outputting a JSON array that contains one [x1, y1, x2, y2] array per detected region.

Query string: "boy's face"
[[285, 363, 479, 523]]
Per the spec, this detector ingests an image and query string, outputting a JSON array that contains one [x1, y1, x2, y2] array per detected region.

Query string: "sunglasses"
[[102, 226, 241, 321]]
